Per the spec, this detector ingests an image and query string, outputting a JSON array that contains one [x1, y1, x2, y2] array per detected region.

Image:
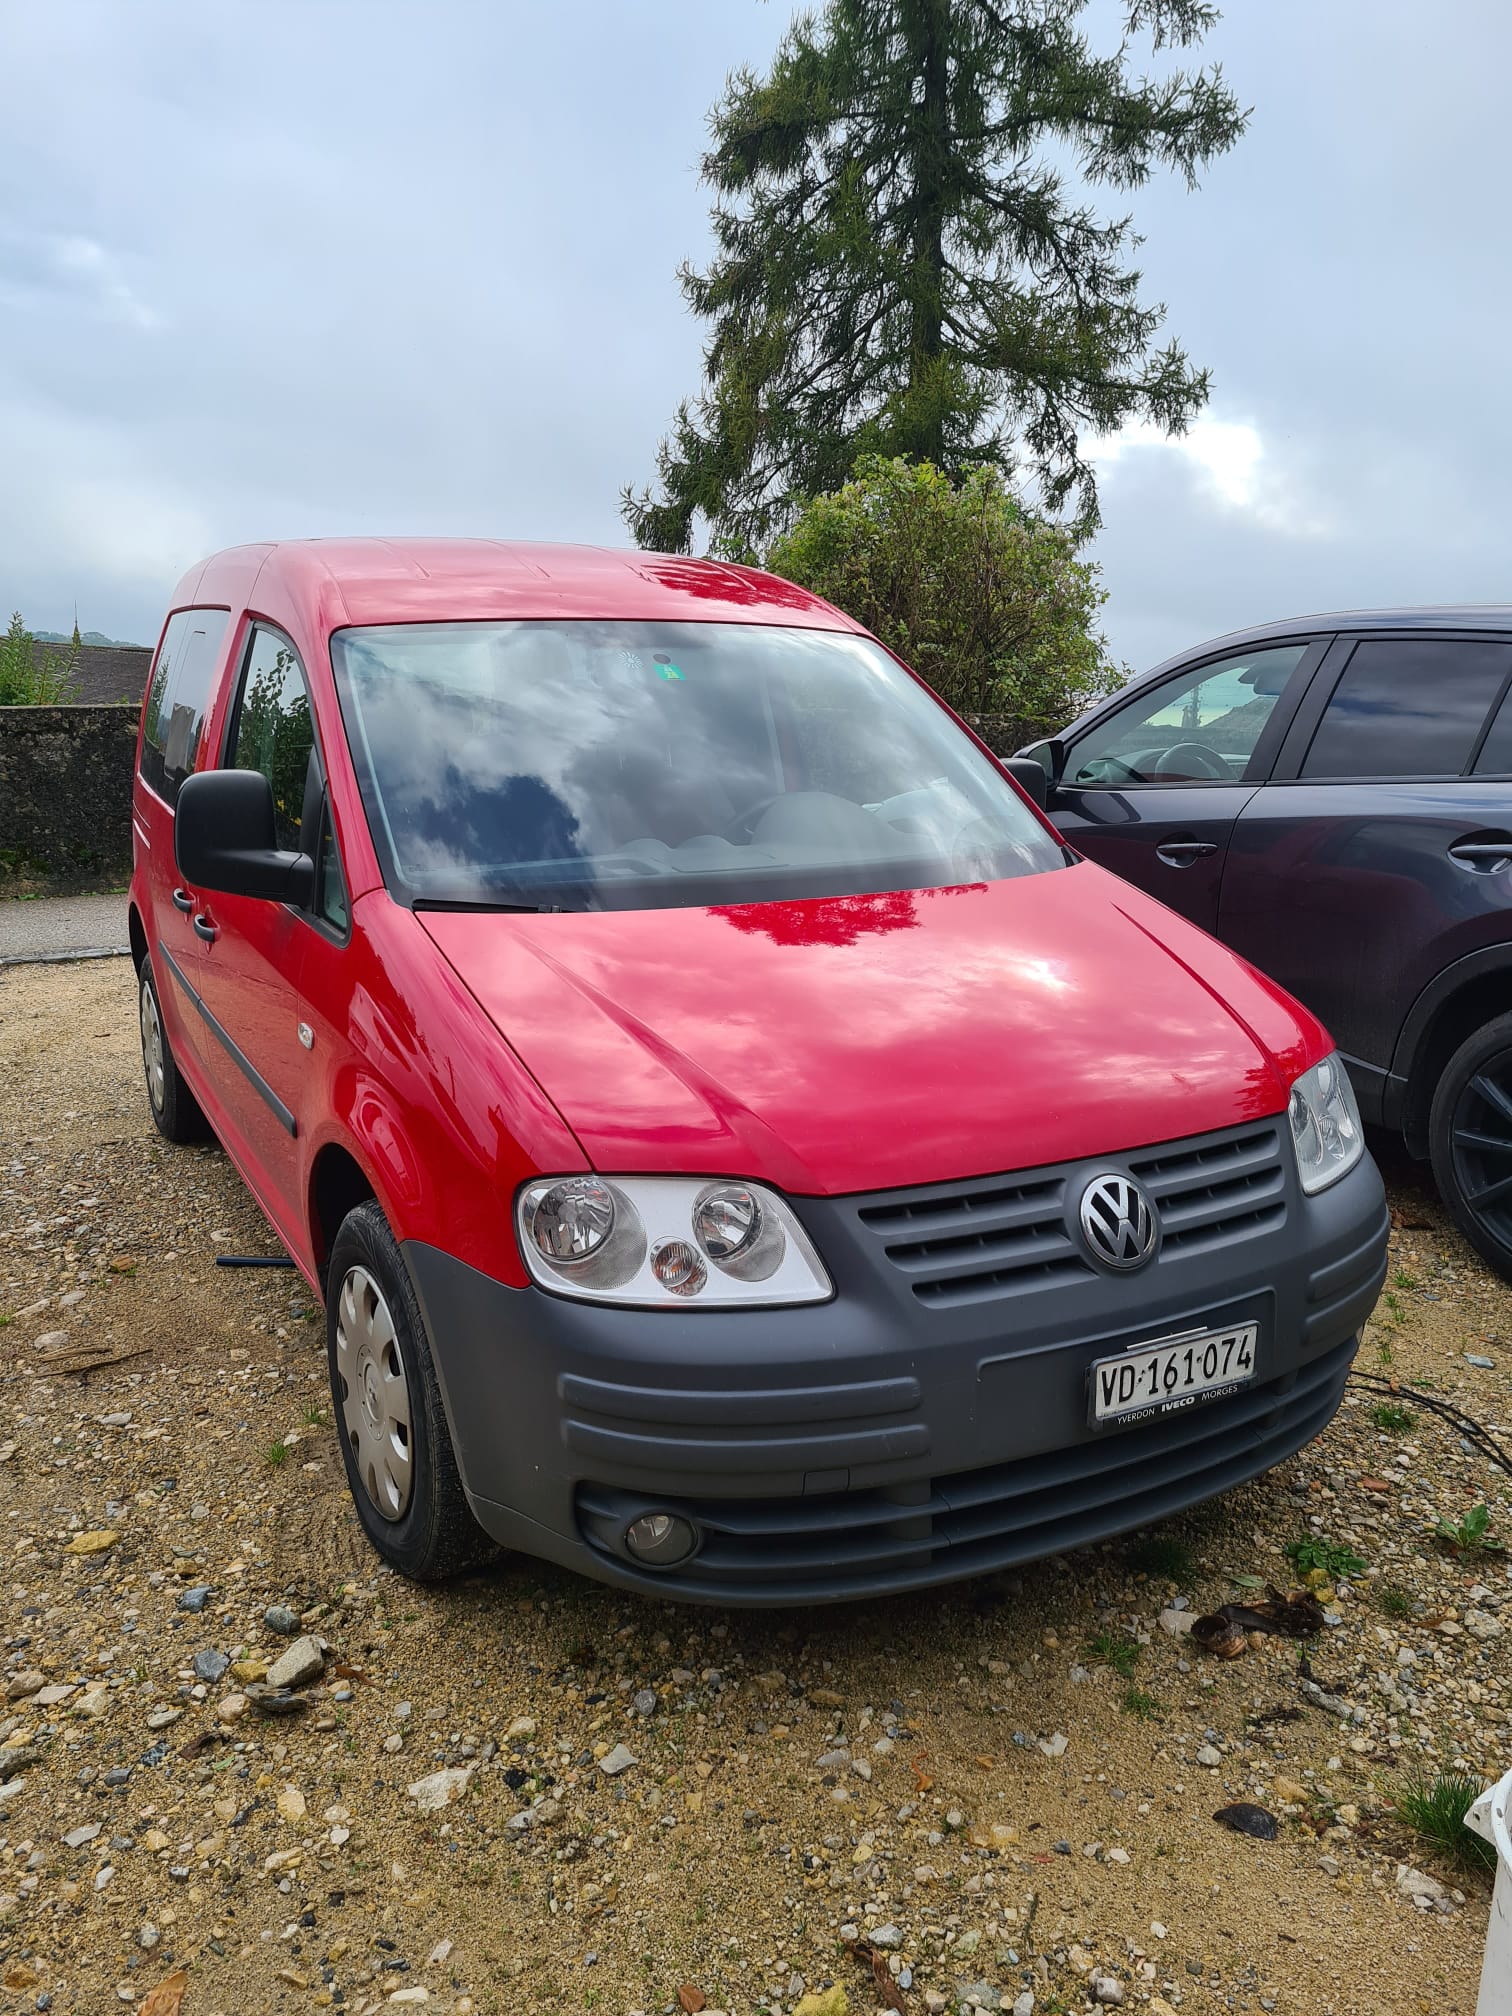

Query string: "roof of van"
[[179, 538, 861, 634]]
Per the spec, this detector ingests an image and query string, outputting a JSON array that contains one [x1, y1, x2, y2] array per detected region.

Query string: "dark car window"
[[1301, 638, 1512, 780], [1472, 678, 1512, 774], [331, 619, 1066, 911], [1066, 645, 1308, 786], [139, 608, 230, 805], [227, 627, 318, 855]]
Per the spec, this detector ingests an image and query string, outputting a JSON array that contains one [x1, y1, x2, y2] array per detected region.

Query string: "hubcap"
[[140, 975, 165, 1113], [334, 1266, 413, 1521], [1450, 1057, 1512, 1247]]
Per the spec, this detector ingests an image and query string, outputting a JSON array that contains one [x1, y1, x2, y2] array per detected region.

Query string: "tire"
[[138, 953, 208, 1144], [325, 1200, 494, 1580], [1429, 1010, 1512, 1282]]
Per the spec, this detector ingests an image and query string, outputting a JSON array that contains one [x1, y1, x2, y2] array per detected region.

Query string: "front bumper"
[[404, 1116, 1389, 1604]]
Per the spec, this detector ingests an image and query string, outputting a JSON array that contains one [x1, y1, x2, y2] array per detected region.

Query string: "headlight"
[[515, 1176, 832, 1307], [1288, 1054, 1364, 1195]]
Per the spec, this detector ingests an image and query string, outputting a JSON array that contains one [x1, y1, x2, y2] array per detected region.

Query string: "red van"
[[129, 539, 1388, 1602]]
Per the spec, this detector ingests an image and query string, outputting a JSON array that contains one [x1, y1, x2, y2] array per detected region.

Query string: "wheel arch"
[[1393, 950, 1512, 1156], [308, 1142, 379, 1290], [128, 903, 148, 974]]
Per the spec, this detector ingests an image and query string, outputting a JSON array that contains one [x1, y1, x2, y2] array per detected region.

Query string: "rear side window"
[[226, 626, 318, 855], [139, 608, 230, 805], [1301, 638, 1512, 780]]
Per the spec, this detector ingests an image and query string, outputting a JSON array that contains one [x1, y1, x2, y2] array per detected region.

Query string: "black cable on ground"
[[1348, 1369, 1512, 1480]]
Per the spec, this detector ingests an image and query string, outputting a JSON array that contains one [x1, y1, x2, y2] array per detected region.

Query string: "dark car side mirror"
[[1001, 753, 1053, 809], [176, 769, 315, 906]]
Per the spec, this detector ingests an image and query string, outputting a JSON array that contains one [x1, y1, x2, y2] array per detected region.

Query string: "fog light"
[[624, 1511, 698, 1568]]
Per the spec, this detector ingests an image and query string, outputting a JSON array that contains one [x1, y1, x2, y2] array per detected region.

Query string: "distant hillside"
[[33, 628, 147, 649]]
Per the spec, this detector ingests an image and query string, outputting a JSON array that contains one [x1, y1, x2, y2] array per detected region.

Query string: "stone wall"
[[0, 706, 139, 889]]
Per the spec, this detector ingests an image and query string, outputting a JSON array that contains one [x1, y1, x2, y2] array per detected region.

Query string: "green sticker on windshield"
[[653, 654, 684, 681]]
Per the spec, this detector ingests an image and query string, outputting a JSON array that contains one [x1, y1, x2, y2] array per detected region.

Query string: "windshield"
[[331, 620, 1065, 911]]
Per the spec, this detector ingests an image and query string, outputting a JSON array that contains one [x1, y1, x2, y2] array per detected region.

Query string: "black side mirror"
[[176, 769, 315, 906], [1001, 755, 1051, 809]]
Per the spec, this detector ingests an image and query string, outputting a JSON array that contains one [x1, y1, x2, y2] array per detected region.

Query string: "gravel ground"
[[0, 958, 1508, 2016]]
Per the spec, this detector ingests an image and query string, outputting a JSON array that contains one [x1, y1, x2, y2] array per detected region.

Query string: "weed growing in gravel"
[[1286, 1535, 1368, 1578], [1436, 1502, 1504, 1557], [1377, 1586, 1414, 1619], [1382, 1290, 1404, 1322], [1370, 1402, 1417, 1432], [1120, 1686, 1164, 1720], [1376, 1338, 1395, 1369], [0, 1313, 10, 1328], [1084, 1631, 1141, 1678], [1127, 1534, 1195, 1581], [1395, 1768, 1496, 1877], [264, 1440, 290, 1469], [302, 1404, 325, 1428], [1392, 1267, 1419, 1290]]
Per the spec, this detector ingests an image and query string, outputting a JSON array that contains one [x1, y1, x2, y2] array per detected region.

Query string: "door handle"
[[171, 887, 194, 912], [1155, 837, 1219, 867], [191, 912, 219, 943], [1449, 834, 1512, 873]]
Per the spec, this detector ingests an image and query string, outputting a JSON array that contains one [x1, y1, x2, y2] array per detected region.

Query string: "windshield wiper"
[[412, 897, 558, 915]]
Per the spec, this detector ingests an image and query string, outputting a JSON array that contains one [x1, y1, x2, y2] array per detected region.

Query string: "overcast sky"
[[3, 0, 1508, 672]]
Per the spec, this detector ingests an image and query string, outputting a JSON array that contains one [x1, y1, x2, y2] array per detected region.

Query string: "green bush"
[[767, 456, 1125, 744], [0, 612, 79, 705]]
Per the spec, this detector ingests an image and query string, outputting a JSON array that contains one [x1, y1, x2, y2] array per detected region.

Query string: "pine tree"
[[624, 0, 1247, 556]]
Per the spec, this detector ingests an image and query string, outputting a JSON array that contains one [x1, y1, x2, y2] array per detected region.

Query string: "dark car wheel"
[[138, 954, 208, 1144], [326, 1200, 495, 1581], [1429, 1012, 1512, 1282]]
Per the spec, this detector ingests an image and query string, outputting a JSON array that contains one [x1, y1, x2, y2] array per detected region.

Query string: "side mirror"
[[1000, 755, 1050, 809], [176, 769, 315, 906]]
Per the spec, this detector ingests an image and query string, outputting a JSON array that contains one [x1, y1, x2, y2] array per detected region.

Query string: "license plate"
[[1089, 1321, 1258, 1426]]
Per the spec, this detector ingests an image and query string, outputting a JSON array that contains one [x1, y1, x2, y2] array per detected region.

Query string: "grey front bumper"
[[404, 1119, 1388, 1604]]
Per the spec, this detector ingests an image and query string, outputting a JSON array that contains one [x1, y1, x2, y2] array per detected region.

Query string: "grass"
[[263, 1440, 290, 1469], [1376, 1339, 1395, 1369], [1396, 1769, 1496, 1878], [0, 1313, 10, 1329], [1126, 1534, 1195, 1581], [1120, 1687, 1164, 1721], [1084, 1630, 1141, 1679], [1370, 1402, 1417, 1432], [1382, 1290, 1405, 1322], [1286, 1535, 1368, 1579], [301, 1403, 325, 1428], [1376, 1586, 1414, 1619], [1392, 1267, 1420, 1291], [1436, 1502, 1504, 1556]]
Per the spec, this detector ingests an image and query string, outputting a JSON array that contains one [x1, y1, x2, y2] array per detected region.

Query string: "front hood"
[[419, 864, 1329, 1196]]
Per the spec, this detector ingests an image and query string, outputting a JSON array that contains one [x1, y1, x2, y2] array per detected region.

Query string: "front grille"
[[856, 1121, 1286, 1308], [577, 1337, 1354, 1602]]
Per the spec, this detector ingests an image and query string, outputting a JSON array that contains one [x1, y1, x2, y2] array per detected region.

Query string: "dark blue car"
[[1019, 608, 1512, 1278]]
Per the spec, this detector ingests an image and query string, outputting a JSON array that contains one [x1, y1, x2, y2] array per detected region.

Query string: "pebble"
[[62, 1824, 101, 1849], [408, 1767, 472, 1813], [1092, 1980, 1125, 2007], [264, 1635, 324, 1690], [192, 1650, 229, 1684], [632, 1689, 657, 1717], [1464, 1353, 1496, 1369], [1195, 1743, 1222, 1768], [264, 1604, 300, 1635], [1036, 1731, 1068, 1758], [176, 1586, 213, 1613], [598, 1744, 637, 1776]]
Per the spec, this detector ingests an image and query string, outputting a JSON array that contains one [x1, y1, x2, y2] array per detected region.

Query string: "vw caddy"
[[129, 539, 1389, 1602]]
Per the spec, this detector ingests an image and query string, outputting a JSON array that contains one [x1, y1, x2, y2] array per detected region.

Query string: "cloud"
[[48, 235, 162, 331], [1091, 414, 1331, 540]]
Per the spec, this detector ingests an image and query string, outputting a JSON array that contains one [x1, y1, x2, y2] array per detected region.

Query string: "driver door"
[[1047, 640, 1326, 931]]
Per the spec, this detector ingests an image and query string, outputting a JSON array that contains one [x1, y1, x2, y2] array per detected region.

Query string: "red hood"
[[418, 863, 1330, 1196]]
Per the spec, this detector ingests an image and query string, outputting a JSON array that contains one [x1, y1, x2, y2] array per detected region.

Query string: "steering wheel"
[[1154, 741, 1231, 781], [722, 792, 787, 842]]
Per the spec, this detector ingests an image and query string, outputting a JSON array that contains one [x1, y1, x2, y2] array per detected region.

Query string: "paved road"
[[0, 893, 131, 965]]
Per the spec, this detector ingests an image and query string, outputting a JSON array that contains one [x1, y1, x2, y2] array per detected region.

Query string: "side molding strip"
[[157, 939, 297, 1138]]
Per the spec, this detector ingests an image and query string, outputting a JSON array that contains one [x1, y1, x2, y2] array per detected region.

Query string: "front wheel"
[[325, 1200, 494, 1580], [138, 954, 207, 1144], [1429, 1011, 1512, 1281]]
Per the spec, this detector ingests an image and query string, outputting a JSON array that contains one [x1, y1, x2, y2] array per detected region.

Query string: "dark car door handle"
[[191, 911, 219, 943], [171, 887, 194, 912], [1448, 836, 1512, 872], [1155, 836, 1219, 867]]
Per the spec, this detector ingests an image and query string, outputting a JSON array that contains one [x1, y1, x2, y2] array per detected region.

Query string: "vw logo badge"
[[1078, 1172, 1159, 1271]]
